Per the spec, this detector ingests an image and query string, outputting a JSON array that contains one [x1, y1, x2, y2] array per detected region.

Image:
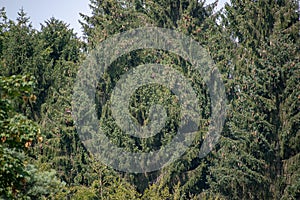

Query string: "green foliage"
[[142, 182, 171, 200], [0, 74, 65, 199], [0, 1, 299, 199], [24, 164, 66, 199], [0, 10, 84, 199], [204, 0, 300, 199], [0, 75, 38, 199], [0, 9, 34, 77], [80, 1, 215, 196]]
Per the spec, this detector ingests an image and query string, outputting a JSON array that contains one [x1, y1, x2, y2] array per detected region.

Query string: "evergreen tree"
[[80, 0, 219, 196], [0, 8, 34, 77], [0, 0, 298, 198], [204, 0, 299, 199]]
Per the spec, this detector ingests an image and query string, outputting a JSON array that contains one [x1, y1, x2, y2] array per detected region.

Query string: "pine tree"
[[204, 0, 299, 199], [1, 0, 298, 198], [0, 8, 34, 77], [80, 0, 219, 196], [30, 18, 95, 187]]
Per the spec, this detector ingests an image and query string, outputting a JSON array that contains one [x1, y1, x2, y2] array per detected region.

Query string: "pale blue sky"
[[1, 0, 228, 38]]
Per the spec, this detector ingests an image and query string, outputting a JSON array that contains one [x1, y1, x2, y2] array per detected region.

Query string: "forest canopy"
[[0, 0, 299, 199]]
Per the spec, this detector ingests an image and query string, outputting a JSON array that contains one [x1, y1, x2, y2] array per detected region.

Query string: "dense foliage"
[[0, 0, 299, 199]]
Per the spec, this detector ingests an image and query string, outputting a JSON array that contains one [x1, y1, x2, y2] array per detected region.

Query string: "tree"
[[204, 0, 299, 199], [30, 18, 96, 187], [80, 0, 219, 196], [1, 0, 298, 198], [0, 9, 34, 77]]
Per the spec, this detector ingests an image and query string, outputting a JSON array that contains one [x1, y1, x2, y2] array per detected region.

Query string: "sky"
[[1, 0, 228, 38]]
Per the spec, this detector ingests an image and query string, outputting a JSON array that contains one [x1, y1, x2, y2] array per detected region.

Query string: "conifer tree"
[[80, 0, 219, 196], [0, 9, 34, 77], [1, 0, 298, 198], [204, 0, 299, 199]]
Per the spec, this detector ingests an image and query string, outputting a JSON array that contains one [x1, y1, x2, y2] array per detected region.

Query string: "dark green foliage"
[[0, 0, 299, 199], [204, 0, 299, 199], [80, 0, 217, 196], [0, 9, 34, 77]]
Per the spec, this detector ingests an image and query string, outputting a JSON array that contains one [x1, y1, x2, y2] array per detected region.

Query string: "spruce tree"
[[80, 0, 219, 196], [204, 0, 299, 199]]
